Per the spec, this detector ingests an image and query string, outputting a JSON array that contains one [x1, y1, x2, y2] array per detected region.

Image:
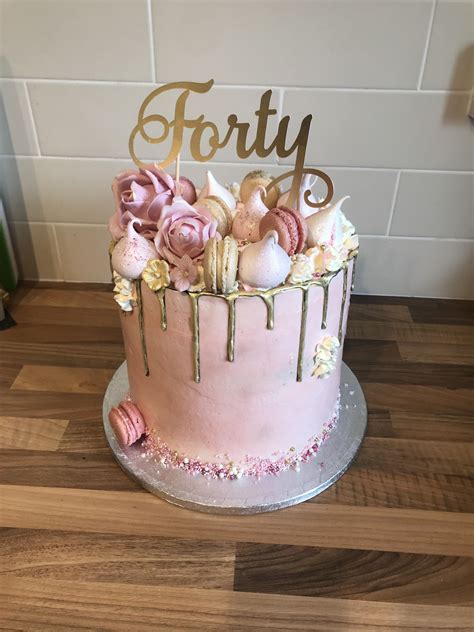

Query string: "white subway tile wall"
[[0, 0, 472, 298]]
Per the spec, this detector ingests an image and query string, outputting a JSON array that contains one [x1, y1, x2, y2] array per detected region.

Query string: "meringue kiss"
[[232, 185, 269, 242], [306, 196, 349, 249], [238, 230, 291, 290], [278, 174, 320, 218], [112, 220, 158, 279], [198, 170, 236, 211], [240, 170, 280, 209]]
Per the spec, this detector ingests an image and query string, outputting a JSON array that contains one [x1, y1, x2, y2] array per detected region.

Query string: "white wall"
[[0, 0, 473, 297]]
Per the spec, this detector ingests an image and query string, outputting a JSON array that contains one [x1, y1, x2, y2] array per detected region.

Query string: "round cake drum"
[[103, 362, 367, 514]]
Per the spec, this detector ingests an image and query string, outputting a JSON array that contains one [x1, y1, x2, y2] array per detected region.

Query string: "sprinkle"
[[140, 393, 341, 481], [349, 390, 355, 396]]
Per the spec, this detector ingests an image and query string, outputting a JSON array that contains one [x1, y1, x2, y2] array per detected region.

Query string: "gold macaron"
[[195, 196, 233, 237], [239, 170, 280, 209], [203, 235, 239, 294]]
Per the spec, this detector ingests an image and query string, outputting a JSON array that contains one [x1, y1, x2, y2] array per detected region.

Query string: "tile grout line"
[[146, 0, 157, 83], [23, 82, 42, 156], [2, 155, 473, 175], [1, 77, 471, 96], [9, 220, 474, 244], [385, 171, 401, 236], [417, 0, 437, 91], [50, 224, 65, 282]]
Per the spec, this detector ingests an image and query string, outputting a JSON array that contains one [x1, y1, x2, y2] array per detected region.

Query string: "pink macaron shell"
[[120, 401, 147, 439], [260, 213, 293, 254], [109, 405, 134, 447]]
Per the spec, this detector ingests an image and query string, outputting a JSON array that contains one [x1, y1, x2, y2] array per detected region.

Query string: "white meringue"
[[238, 230, 291, 290], [111, 220, 158, 279], [306, 196, 349, 249], [240, 170, 280, 209], [198, 171, 236, 211], [278, 174, 321, 218], [232, 185, 269, 242]]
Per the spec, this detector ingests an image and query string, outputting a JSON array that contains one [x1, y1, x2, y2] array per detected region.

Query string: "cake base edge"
[[103, 361, 367, 515]]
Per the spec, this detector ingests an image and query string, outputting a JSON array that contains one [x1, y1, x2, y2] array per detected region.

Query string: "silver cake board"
[[103, 361, 367, 515]]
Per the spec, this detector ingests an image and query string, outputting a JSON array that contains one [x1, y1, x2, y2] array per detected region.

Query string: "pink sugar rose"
[[155, 197, 218, 266], [109, 165, 196, 240]]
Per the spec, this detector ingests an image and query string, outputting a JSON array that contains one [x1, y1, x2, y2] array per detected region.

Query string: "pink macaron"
[[259, 206, 307, 255], [108, 400, 147, 448]]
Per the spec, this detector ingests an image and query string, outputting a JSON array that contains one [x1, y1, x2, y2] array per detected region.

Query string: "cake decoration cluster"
[[108, 165, 358, 301], [312, 335, 341, 379]]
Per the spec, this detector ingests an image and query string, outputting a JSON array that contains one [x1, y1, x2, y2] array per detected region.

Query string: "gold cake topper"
[[129, 79, 333, 209]]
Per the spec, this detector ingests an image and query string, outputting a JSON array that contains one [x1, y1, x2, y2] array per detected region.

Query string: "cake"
[[107, 166, 359, 480]]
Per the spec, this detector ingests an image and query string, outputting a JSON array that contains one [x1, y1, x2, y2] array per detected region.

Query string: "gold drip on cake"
[[351, 253, 358, 290], [338, 264, 349, 342], [227, 298, 236, 362], [321, 282, 329, 330], [135, 280, 149, 376], [296, 287, 310, 382], [261, 294, 275, 330], [156, 289, 167, 331], [155, 254, 357, 384], [189, 292, 201, 383]]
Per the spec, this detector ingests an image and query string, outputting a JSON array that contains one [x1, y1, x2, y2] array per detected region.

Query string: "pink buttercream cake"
[[108, 167, 359, 479]]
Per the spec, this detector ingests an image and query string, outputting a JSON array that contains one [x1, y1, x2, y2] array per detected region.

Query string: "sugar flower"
[[113, 272, 137, 312], [142, 259, 170, 292], [155, 196, 218, 266], [287, 254, 313, 284], [170, 255, 198, 292], [109, 165, 196, 240], [312, 335, 340, 379]]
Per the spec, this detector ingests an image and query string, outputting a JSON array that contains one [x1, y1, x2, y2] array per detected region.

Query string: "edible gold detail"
[[128, 79, 333, 215], [189, 292, 201, 383], [261, 294, 275, 330], [156, 288, 167, 331], [227, 298, 236, 362], [135, 280, 149, 376], [296, 287, 310, 382], [338, 264, 349, 342]]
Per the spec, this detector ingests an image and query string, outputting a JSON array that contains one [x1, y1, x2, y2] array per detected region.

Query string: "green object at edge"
[[0, 222, 17, 291]]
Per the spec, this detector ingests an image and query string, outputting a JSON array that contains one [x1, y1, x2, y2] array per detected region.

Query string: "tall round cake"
[[108, 166, 359, 480]]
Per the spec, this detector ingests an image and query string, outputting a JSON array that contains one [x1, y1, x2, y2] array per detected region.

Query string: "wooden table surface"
[[0, 283, 472, 631]]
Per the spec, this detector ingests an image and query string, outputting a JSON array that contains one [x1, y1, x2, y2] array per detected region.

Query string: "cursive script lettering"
[[129, 79, 332, 209]]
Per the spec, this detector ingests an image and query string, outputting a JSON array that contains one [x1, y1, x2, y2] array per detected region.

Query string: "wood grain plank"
[[362, 383, 474, 416], [0, 323, 123, 344], [2, 450, 471, 513], [11, 304, 120, 329], [1, 577, 472, 631], [1, 485, 473, 557], [354, 437, 474, 478], [0, 417, 69, 451], [0, 341, 124, 369], [234, 544, 474, 605], [314, 469, 474, 513], [408, 298, 473, 326], [11, 365, 114, 394], [348, 304, 413, 323], [351, 362, 474, 388], [16, 288, 114, 309], [0, 390, 104, 420], [343, 339, 402, 363], [398, 342, 474, 366], [347, 321, 474, 345], [389, 412, 474, 443], [0, 450, 138, 490], [0, 529, 235, 590]]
